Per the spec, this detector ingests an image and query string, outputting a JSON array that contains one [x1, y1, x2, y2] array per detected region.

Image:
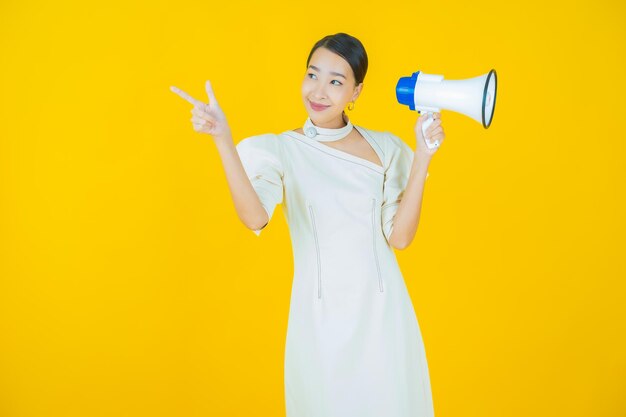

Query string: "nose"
[[312, 83, 328, 100]]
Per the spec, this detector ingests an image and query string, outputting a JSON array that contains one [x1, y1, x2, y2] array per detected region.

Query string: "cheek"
[[329, 89, 348, 102], [301, 81, 314, 97]]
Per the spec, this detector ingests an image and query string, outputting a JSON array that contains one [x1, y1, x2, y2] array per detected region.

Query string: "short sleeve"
[[381, 132, 415, 244], [235, 133, 285, 236]]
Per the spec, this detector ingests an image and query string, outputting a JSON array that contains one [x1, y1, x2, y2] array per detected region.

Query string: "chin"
[[308, 109, 337, 120], [309, 114, 331, 124]]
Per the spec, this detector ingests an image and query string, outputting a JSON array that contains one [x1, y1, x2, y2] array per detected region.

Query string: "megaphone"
[[396, 69, 498, 149]]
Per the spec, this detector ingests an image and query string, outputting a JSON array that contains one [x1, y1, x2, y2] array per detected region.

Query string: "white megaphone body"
[[396, 69, 498, 149]]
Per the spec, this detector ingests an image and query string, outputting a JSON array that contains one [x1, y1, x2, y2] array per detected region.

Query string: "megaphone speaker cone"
[[482, 69, 497, 128]]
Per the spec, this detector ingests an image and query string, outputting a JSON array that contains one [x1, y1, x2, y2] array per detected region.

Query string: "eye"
[[307, 72, 343, 85]]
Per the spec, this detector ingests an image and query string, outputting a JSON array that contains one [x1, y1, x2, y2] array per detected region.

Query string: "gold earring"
[[347, 101, 355, 111]]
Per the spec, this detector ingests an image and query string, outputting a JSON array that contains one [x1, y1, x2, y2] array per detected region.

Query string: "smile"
[[309, 100, 330, 111]]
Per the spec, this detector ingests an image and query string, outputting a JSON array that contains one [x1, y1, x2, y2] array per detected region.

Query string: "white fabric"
[[235, 125, 435, 417], [303, 112, 353, 142]]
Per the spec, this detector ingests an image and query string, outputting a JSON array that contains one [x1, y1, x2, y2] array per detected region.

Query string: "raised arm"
[[385, 112, 445, 250], [213, 135, 272, 233], [170, 81, 270, 233]]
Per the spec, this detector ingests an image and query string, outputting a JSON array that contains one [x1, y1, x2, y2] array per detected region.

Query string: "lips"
[[309, 100, 330, 111]]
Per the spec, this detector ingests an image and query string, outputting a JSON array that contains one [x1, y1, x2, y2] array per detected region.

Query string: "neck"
[[311, 113, 348, 129]]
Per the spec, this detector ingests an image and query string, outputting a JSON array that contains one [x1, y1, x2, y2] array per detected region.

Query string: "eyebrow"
[[308, 65, 346, 80]]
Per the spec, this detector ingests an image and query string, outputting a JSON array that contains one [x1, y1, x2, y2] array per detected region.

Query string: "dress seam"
[[308, 204, 322, 299], [371, 198, 384, 292]]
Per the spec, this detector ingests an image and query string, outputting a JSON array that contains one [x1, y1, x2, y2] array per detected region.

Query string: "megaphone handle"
[[420, 112, 440, 150]]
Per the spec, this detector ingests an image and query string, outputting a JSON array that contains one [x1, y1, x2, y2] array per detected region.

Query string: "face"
[[301, 47, 363, 127]]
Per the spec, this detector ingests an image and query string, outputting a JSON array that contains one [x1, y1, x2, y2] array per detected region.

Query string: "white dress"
[[235, 124, 435, 417]]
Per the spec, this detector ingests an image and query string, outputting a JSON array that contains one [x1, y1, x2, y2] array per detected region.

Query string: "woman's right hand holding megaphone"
[[415, 111, 445, 160], [170, 80, 232, 141]]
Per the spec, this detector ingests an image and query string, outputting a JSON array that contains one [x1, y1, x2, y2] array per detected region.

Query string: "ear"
[[352, 82, 364, 101]]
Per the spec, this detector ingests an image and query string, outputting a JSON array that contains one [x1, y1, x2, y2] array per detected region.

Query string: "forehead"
[[309, 48, 352, 78]]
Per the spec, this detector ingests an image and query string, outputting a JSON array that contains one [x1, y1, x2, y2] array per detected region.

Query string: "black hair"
[[306, 33, 368, 86]]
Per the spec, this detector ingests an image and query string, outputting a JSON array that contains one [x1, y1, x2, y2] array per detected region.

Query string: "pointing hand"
[[170, 80, 231, 140]]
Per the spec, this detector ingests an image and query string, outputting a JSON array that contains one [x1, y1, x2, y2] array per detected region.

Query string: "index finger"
[[170, 86, 205, 107]]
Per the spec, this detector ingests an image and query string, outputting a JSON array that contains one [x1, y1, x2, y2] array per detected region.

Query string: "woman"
[[171, 32, 445, 417]]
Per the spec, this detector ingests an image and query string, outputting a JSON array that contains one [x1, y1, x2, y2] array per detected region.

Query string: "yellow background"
[[1, 0, 625, 416]]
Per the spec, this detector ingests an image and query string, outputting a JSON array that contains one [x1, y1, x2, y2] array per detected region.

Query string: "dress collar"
[[303, 112, 353, 142]]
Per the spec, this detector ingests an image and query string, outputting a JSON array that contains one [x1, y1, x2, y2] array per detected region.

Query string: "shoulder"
[[236, 132, 285, 155], [236, 133, 284, 167], [385, 131, 414, 159], [236, 132, 281, 148], [357, 125, 412, 150], [356, 125, 414, 165]]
